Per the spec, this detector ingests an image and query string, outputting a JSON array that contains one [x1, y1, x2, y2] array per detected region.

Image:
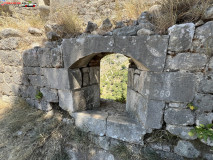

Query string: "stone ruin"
[[0, 19, 213, 159]]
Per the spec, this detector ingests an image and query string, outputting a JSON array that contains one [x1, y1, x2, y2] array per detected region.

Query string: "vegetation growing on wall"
[[100, 54, 129, 103]]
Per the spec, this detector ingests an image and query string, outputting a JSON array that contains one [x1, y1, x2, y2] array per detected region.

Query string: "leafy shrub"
[[188, 124, 213, 142]]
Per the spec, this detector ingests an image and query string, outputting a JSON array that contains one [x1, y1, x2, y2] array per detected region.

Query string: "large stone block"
[[40, 87, 58, 102], [23, 67, 42, 75], [193, 93, 213, 113], [62, 36, 114, 68], [23, 49, 40, 67], [127, 68, 134, 89], [166, 125, 197, 140], [106, 115, 146, 143], [43, 68, 70, 89], [168, 23, 195, 52], [73, 111, 107, 136], [114, 36, 169, 72], [28, 75, 47, 87], [174, 140, 200, 158], [68, 68, 82, 89], [145, 100, 165, 129], [164, 108, 195, 125], [166, 53, 207, 71], [147, 72, 196, 102], [193, 21, 213, 53], [58, 90, 76, 113]]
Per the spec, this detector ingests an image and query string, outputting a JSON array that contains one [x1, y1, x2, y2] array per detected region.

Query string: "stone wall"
[[0, 19, 213, 159]]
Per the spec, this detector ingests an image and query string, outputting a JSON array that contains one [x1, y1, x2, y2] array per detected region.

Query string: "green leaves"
[[188, 124, 213, 142], [35, 91, 43, 100]]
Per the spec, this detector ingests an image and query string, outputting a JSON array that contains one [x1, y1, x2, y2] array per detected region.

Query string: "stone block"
[[145, 100, 165, 129], [62, 36, 114, 68], [164, 108, 195, 125], [114, 36, 169, 72], [90, 67, 100, 85], [196, 113, 213, 126], [73, 111, 107, 136], [26, 86, 39, 99], [68, 68, 82, 89], [166, 125, 197, 140], [82, 72, 89, 87], [23, 67, 42, 75], [43, 68, 70, 89], [28, 75, 47, 87], [168, 23, 195, 52], [40, 87, 58, 102], [174, 140, 200, 158], [106, 115, 146, 143], [166, 53, 207, 71], [127, 68, 134, 89], [26, 98, 35, 107], [199, 73, 213, 94], [38, 48, 52, 68], [193, 93, 213, 113], [58, 90, 75, 113], [193, 21, 213, 53], [23, 49, 40, 67], [147, 72, 196, 102]]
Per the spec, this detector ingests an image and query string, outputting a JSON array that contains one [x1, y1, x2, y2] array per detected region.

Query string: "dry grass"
[[123, 0, 152, 19], [0, 98, 87, 160], [122, 0, 212, 33], [153, 0, 212, 33], [51, 6, 83, 35]]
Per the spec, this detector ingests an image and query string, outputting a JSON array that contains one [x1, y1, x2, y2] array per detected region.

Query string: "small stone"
[[85, 21, 98, 33], [100, 18, 112, 31], [28, 27, 43, 35], [203, 5, 213, 20], [174, 140, 200, 158], [195, 20, 204, 27], [137, 28, 155, 36]]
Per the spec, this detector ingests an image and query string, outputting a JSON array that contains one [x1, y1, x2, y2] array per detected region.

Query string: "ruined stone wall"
[[0, 20, 213, 159]]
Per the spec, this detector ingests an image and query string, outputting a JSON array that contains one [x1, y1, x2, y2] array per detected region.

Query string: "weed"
[[35, 91, 43, 100], [187, 103, 198, 111], [189, 124, 213, 142]]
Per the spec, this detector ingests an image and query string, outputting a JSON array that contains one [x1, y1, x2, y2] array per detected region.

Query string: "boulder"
[[168, 23, 195, 52], [174, 140, 200, 158]]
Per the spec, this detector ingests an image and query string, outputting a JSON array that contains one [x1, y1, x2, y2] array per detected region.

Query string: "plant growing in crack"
[[35, 91, 43, 100], [188, 124, 213, 142]]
